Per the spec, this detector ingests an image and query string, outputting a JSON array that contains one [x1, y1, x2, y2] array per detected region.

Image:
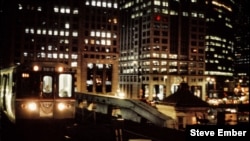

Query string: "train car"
[[0, 62, 76, 123]]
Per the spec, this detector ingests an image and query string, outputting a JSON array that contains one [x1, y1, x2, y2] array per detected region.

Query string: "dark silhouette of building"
[[233, 0, 250, 89]]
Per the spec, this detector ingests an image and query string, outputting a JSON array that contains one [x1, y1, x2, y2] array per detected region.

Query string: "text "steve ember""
[[190, 129, 247, 136]]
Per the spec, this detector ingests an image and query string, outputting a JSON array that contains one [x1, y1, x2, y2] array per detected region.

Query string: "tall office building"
[[119, 0, 235, 101], [119, 0, 208, 100], [233, 0, 249, 88], [205, 0, 235, 92], [0, 0, 120, 93]]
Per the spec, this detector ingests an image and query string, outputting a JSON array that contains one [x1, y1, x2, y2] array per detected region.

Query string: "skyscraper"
[[205, 0, 235, 91], [0, 0, 120, 93], [119, 0, 208, 100], [233, 0, 250, 89], [119, 0, 235, 101]]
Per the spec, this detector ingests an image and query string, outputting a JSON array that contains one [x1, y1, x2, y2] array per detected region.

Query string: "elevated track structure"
[[75, 92, 175, 128]]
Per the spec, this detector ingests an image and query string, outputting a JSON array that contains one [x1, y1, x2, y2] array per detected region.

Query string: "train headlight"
[[58, 103, 66, 111], [27, 102, 37, 111], [57, 66, 64, 72], [33, 65, 39, 71]]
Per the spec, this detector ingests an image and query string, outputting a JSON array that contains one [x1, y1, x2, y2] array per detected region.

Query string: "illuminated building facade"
[[205, 0, 235, 92], [233, 0, 249, 90], [0, 0, 242, 101], [119, 0, 208, 100], [0, 0, 120, 93], [119, 0, 236, 101]]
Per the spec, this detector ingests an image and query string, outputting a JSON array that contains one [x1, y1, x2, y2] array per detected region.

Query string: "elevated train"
[[0, 62, 76, 123]]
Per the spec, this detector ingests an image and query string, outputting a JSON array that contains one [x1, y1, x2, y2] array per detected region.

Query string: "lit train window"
[[43, 76, 52, 93], [58, 74, 72, 97]]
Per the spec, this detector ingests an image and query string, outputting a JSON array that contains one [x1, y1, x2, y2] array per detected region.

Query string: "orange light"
[[33, 65, 39, 71], [58, 66, 64, 72]]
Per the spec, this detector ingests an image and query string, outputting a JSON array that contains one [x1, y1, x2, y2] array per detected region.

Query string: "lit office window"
[[64, 54, 69, 59], [53, 53, 58, 58], [199, 13, 204, 18], [153, 60, 159, 65], [113, 18, 117, 24], [183, 12, 188, 17], [106, 40, 111, 45], [23, 52, 28, 57], [54, 7, 59, 13], [59, 53, 63, 59], [42, 29, 46, 35], [71, 62, 77, 67], [101, 32, 106, 37], [102, 2, 107, 7], [64, 39, 69, 44], [161, 54, 167, 58], [91, 31, 95, 36], [30, 28, 34, 34], [25, 28, 29, 33], [60, 7, 65, 13], [163, 2, 168, 7], [65, 8, 70, 14], [161, 68, 167, 72], [73, 9, 78, 14], [163, 9, 168, 14], [84, 39, 89, 44], [41, 52, 46, 58], [48, 30, 52, 35], [65, 23, 70, 29], [37, 6, 42, 11], [91, 1, 96, 6], [191, 12, 197, 17], [154, 0, 161, 6], [60, 31, 64, 36], [37, 29, 41, 34], [54, 30, 58, 36], [18, 4, 23, 10], [48, 45, 52, 51], [152, 53, 160, 58], [96, 31, 100, 37], [161, 61, 167, 65], [106, 48, 110, 53], [90, 39, 95, 44], [107, 2, 112, 8], [65, 31, 69, 36], [107, 32, 111, 38], [114, 3, 118, 8], [101, 39, 106, 45], [97, 1, 101, 7], [170, 10, 178, 15], [71, 54, 78, 59], [48, 53, 52, 58], [72, 31, 78, 37]]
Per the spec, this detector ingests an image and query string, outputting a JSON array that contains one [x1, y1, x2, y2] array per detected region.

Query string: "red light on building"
[[155, 15, 161, 21]]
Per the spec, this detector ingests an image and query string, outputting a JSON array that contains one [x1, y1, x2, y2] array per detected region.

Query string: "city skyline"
[[0, 0, 249, 101]]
